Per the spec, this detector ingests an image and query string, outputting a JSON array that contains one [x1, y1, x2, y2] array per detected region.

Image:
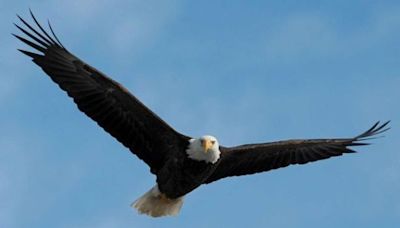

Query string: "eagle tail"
[[131, 185, 184, 217]]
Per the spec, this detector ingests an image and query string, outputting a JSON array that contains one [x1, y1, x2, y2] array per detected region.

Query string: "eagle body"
[[157, 145, 220, 199], [134, 136, 221, 216], [14, 11, 390, 218]]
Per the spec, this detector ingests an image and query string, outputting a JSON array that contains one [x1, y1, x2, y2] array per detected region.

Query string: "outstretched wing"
[[205, 121, 389, 183], [14, 11, 190, 174]]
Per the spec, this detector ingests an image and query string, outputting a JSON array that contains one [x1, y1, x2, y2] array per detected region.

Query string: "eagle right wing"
[[14, 11, 190, 174], [205, 121, 389, 184]]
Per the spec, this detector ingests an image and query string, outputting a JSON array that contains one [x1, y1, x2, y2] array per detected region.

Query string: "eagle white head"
[[186, 135, 221, 164]]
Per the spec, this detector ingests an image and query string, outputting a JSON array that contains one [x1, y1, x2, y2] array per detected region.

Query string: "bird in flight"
[[14, 11, 390, 217]]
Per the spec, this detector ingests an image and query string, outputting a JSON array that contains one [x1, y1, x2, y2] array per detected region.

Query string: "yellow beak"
[[201, 139, 213, 153]]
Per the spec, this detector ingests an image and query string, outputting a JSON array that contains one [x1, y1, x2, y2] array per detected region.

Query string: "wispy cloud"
[[264, 12, 337, 62], [263, 6, 400, 63], [3, 1, 400, 227], [43, 0, 183, 58]]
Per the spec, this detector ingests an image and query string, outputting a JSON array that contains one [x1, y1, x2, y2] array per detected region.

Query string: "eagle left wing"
[[205, 121, 389, 184], [14, 11, 191, 174]]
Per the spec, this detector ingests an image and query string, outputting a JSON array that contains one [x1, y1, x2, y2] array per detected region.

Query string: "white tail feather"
[[131, 185, 184, 217]]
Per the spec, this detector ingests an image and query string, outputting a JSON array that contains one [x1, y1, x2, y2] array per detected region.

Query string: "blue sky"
[[1, 1, 399, 227]]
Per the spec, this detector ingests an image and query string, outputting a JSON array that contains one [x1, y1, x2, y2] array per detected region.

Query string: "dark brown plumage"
[[206, 121, 389, 183], [14, 11, 389, 217], [14, 11, 190, 175]]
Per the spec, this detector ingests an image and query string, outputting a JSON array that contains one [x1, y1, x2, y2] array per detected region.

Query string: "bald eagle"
[[14, 11, 389, 217]]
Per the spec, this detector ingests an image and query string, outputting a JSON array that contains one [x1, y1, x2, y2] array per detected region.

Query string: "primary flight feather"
[[14, 11, 390, 217]]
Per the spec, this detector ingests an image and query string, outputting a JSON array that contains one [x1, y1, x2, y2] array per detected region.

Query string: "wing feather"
[[15, 12, 190, 174], [206, 121, 389, 183]]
